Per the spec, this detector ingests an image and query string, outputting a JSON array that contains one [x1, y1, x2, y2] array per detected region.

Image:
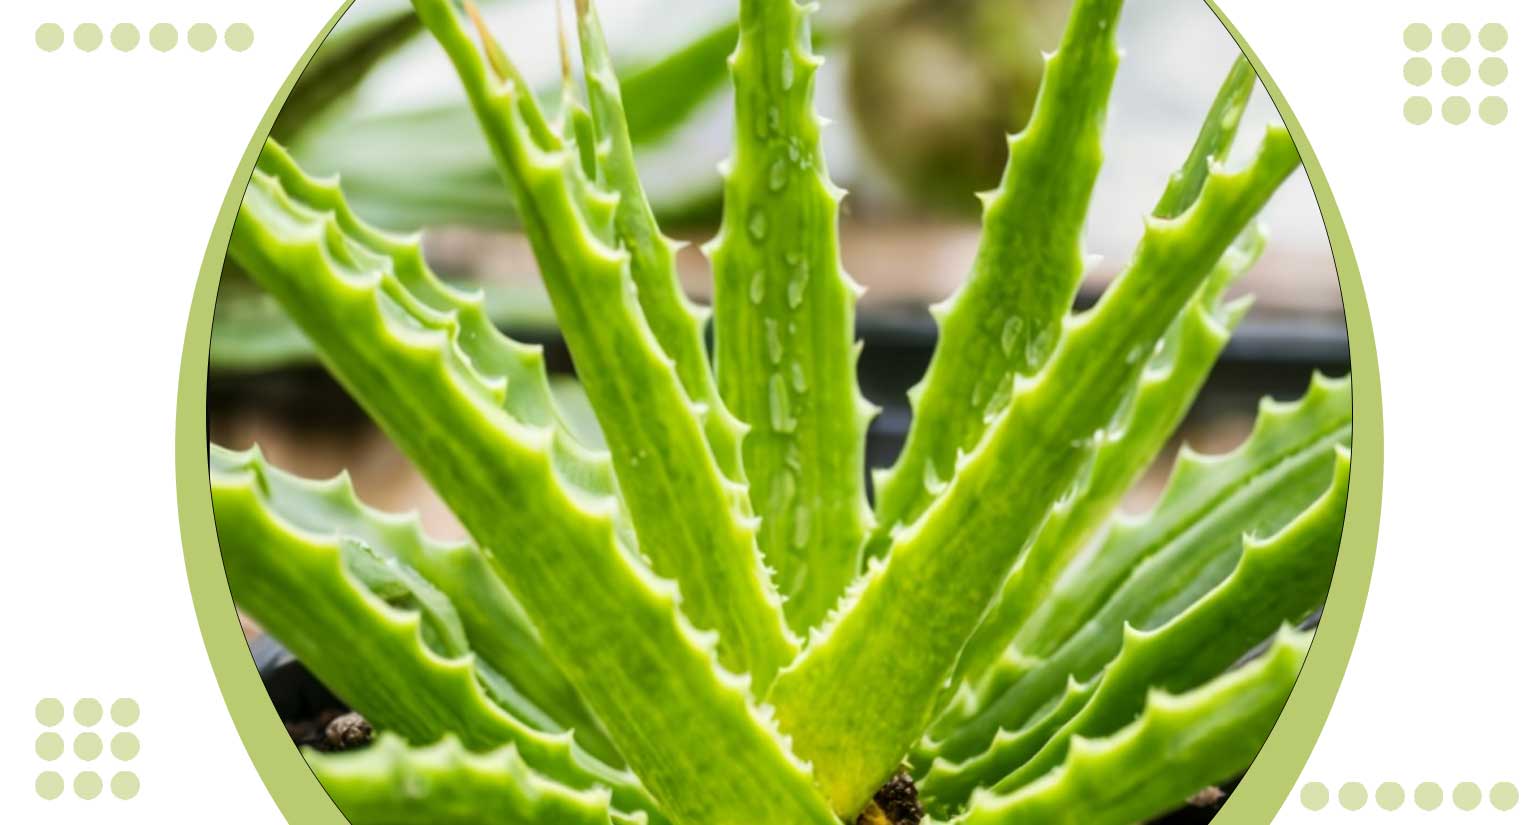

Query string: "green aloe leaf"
[[767, 117, 1300, 819], [948, 626, 1313, 825], [866, 0, 1124, 562], [284, 0, 738, 230], [994, 447, 1347, 795], [210, 446, 656, 818], [307, 733, 640, 825], [943, 56, 1261, 695], [230, 136, 835, 825], [411, 0, 795, 691], [925, 671, 1104, 818], [1154, 55, 1258, 217], [946, 229, 1261, 704], [575, 0, 750, 490], [928, 373, 1349, 768], [210, 442, 614, 762], [922, 446, 1348, 810], [208, 272, 561, 374], [250, 141, 618, 503], [214, 1, 1342, 821], [704, 0, 876, 632]]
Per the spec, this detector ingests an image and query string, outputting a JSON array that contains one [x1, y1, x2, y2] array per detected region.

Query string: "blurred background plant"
[[211, 0, 1342, 553]]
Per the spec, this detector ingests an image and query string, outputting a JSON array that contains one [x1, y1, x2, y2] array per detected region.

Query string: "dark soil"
[[859, 772, 924, 825], [1149, 785, 1231, 824], [283, 709, 375, 753], [251, 634, 373, 753]]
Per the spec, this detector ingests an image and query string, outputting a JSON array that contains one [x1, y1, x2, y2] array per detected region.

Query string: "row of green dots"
[[1300, 781, 1519, 812], [1404, 96, 1507, 125], [35, 23, 253, 52], [1404, 23, 1508, 52], [1404, 57, 1507, 86], [35, 771, 138, 801], [36, 731, 140, 761], [36, 698, 139, 727]]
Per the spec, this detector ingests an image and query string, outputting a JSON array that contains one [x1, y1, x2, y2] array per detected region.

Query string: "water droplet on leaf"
[[793, 504, 812, 548], [773, 468, 797, 507], [1001, 315, 1025, 356], [787, 262, 809, 308], [769, 375, 796, 432], [765, 319, 784, 364], [769, 158, 789, 192], [984, 376, 1012, 418]]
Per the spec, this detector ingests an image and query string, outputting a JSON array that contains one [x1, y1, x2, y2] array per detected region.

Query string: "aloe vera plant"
[[210, 0, 1350, 822]]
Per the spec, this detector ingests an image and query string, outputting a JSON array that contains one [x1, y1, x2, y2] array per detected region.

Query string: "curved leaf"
[[307, 734, 637, 825], [210, 447, 656, 818], [924, 446, 1348, 810], [949, 626, 1312, 825], [929, 373, 1348, 767], [230, 136, 836, 825]]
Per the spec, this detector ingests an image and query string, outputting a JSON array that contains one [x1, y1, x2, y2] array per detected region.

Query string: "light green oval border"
[[172, 3, 1383, 824], [176, 3, 358, 823], [1204, 1, 1383, 821]]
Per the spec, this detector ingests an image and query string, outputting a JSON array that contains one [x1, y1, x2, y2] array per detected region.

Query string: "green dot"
[[1338, 782, 1368, 810], [1479, 23, 1508, 51], [35, 733, 65, 761], [1443, 57, 1471, 85], [111, 698, 140, 726], [149, 23, 178, 51], [1480, 96, 1508, 125], [1404, 96, 1433, 125], [1376, 782, 1406, 810], [1443, 23, 1471, 51], [1300, 782, 1329, 810], [74, 771, 103, 800], [36, 698, 65, 726], [188, 23, 217, 52], [74, 23, 103, 52], [1443, 96, 1471, 124], [1416, 782, 1444, 810], [110, 771, 140, 800], [75, 698, 103, 725], [74, 732, 103, 761], [1404, 57, 1432, 85], [111, 732, 140, 761], [36, 772, 64, 800], [225, 23, 255, 52], [1454, 782, 1482, 810], [36, 23, 65, 51], [1480, 57, 1508, 85], [1404, 23, 1433, 51], [1490, 782, 1519, 811], [111, 23, 139, 51]]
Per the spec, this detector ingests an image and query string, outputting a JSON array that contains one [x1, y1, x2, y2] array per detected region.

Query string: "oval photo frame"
[[174, 1, 1383, 822]]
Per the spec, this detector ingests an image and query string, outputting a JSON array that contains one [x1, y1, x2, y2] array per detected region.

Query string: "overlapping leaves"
[[211, 0, 1349, 822]]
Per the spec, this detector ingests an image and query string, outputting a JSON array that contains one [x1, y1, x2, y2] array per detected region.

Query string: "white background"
[[1231, 0, 1536, 820], [0, 0, 1531, 821]]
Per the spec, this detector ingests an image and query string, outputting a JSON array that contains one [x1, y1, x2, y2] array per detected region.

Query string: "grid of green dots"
[[1403, 23, 1508, 125], [1299, 781, 1520, 812], [34, 23, 253, 53], [34, 698, 140, 801]]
